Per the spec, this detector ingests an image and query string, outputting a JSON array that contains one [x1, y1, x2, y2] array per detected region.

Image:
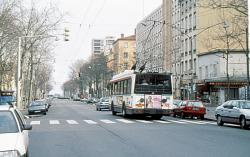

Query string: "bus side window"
[[121, 81, 124, 94], [124, 80, 128, 94], [128, 79, 131, 94]]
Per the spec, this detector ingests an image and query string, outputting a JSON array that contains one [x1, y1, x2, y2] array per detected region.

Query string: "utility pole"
[[246, 27, 249, 100], [224, 22, 230, 101]]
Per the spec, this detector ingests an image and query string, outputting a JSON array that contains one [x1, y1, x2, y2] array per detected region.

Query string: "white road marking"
[[136, 120, 153, 123], [49, 120, 60, 125], [66, 120, 79, 124], [116, 119, 135, 123], [100, 119, 116, 124], [84, 120, 98, 124], [178, 120, 206, 125], [30, 121, 40, 125], [196, 121, 217, 125], [153, 120, 172, 124], [167, 120, 187, 124]]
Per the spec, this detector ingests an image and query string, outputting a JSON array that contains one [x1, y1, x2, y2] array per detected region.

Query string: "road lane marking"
[[84, 120, 98, 124], [196, 121, 217, 125], [50, 120, 60, 125], [66, 120, 79, 124], [116, 119, 135, 123], [30, 121, 40, 125], [167, 120, 187, 124], [178, 120, 206, 125], [100, 119, 116, 124], [136, 120, 153, 123], [153, 120, 172, 124]]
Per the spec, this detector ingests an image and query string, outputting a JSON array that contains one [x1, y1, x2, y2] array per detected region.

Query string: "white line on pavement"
[[30, 121, 40, 125], [84, 120, 98, 124], [66, 120, 79, 124], [167, 120, 187, 124], [178, 120, 206, 125], [116, 119, 135, 123], [49, 120, 60, 125], [100, 119, 116, 124], [153, 120, 172, 124], [196, 121, 217, 125], [136, 120, 153, 123]]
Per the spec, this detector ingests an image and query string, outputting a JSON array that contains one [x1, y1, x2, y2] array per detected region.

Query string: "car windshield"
[[30, 101, 44, 106], [189, 102, 203, 107], [101, 98, 109, 102], [0, 111, 19, 133], [240, 101, 250, 109], [0, 96, 13, 104]]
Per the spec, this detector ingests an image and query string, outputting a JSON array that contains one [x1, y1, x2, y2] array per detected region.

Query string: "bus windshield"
[[134, 73, 172, 94]]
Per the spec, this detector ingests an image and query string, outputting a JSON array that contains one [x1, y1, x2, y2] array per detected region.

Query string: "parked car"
[[28, 101, 47, 115], [0, 105, 32, 157], [96, 97, 110, 111], [215, 100, 250, 129], [173, 100, 206, 119]]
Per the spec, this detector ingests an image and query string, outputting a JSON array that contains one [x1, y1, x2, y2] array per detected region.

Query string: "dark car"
[[28, 101, 47, 115], [173, 100, 206, 119]]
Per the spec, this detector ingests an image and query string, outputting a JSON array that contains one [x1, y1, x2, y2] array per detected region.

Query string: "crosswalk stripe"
[[100, 119, 116, 124], [84, 120, 98, 124], [66, 120, 79, 124], [178, 120, 206, 125], [30, 121, 40, 125], [196, 121, 217, 125], [167, 120, 187, 124], [49, 120, 60, 125], [153, 120, 172, 124], [116, 119, 135, 123], [136, 120, 153, 123]]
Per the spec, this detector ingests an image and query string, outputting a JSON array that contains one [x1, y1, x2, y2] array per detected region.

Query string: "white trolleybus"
[[109, 70, 174, 119]]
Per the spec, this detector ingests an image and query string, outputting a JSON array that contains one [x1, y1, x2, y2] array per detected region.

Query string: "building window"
[[205, 66, 208, 78], [124, 52, 128, 58], [124, 42, 128, 48], [199, 67, 202, 79], [185, 61, 188, 72], [193, 35, 196, 51], [189, 37, 192, 53], [124, 63, 128, 69], [194, 59, 196, 73], [213, 64, 217, 77], [193, 12, 196, 28], [189, 14, 192, 30], [189, 59, 192, 70]]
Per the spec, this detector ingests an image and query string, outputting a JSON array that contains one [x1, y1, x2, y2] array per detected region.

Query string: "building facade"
[[169, 0, 247, 100], [91, 36, 116, 55], [107, 34, 136, 74], [197, 50, 248, 105], [136, 5, 164, 73]]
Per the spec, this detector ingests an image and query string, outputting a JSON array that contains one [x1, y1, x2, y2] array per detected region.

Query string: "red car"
[[173, 100, 206, 119]]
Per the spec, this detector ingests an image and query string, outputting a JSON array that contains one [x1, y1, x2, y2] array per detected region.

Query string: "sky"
[[47, 0, 162, 94]]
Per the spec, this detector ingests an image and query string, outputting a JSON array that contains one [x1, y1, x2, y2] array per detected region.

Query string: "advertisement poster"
[[134, 96, 145, 108], [145, 95, 161, 109]]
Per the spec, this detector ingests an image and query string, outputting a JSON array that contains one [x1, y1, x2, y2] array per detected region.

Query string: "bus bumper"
[[126, 108, 173, 115]]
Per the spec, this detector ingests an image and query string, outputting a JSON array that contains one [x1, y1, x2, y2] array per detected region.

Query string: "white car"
[[0, 105, 32, 157], [215, 100, 250, 129]]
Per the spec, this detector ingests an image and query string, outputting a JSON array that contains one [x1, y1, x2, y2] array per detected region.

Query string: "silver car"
[[215, 100, 250, 129], [96, 98, 110, 111]]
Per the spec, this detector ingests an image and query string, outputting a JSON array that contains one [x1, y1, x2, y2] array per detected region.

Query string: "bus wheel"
[[111, 102, 116, 115], [152, 115, 162, 120], [122, 105, 127, 118]]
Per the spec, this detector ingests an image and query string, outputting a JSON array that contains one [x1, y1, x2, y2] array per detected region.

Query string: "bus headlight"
[[0, 150, 20, 157]]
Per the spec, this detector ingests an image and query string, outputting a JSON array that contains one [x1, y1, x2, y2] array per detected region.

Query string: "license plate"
[[193, 108, 199, 111], [34, 111, 41, 113]]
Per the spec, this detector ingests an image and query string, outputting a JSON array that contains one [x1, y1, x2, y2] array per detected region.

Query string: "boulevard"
[[28, 99, 250, 157]]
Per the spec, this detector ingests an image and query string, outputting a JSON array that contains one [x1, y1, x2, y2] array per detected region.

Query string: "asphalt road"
[[27, 99, 250, 157]]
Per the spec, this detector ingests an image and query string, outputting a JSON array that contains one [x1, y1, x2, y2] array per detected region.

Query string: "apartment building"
[[136, 5, 164, 73], [107, 34, 136, 74]]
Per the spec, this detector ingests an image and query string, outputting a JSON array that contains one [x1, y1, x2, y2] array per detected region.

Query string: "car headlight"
[[0, 150, 20, 157]]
